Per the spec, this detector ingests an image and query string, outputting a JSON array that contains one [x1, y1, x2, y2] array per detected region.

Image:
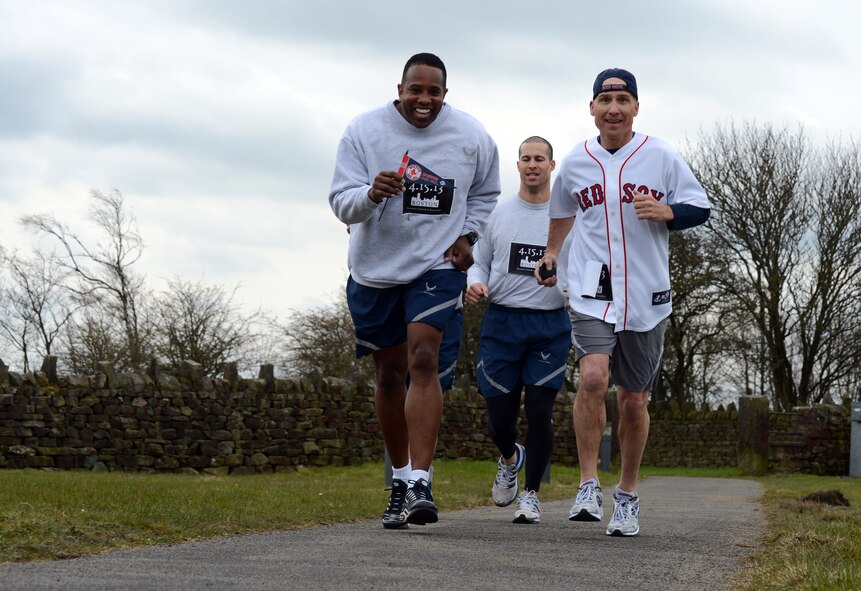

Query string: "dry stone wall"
[[768, 405, 851, 475], [640, 401, 740, 468], [0, 359, 851, 475]]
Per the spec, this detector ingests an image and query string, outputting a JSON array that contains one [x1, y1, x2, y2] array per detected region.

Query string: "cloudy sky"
[[1, 0, 859, 322]]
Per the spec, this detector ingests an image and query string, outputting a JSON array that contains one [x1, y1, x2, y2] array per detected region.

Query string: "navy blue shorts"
[[347, 269, 466, 358], [476, 305, 571, 398], [437, 300, 463, 390]]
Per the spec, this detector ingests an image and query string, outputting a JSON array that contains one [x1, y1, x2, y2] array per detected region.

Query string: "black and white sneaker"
[[382, 479, 409, 529], [405, 478, 438, 525], [492, 442, 525, 507]]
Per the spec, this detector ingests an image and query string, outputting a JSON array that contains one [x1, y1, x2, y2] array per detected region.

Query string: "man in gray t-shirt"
[[467, 137, 569, 525]]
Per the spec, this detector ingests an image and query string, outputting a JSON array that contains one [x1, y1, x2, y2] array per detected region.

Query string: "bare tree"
[[63, 311, 128, 374], [278, 291, 373, 383], [149, 278, 260, 377], [20, 189, 148, 370], [655, 230, 731, 406], [687, 123, 861, 408], [0, 249, 76, 372], [793, 140, 861, 403], [0, 266, 31, 371]]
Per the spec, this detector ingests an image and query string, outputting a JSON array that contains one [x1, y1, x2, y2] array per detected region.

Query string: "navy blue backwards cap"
[[593, 68, 637, 99]]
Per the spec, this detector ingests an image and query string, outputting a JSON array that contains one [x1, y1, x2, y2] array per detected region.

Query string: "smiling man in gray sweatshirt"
[[329, 52, 500, 528]]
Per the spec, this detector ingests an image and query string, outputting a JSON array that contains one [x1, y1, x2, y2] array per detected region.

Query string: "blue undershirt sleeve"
[[666, 204, 710, 231]]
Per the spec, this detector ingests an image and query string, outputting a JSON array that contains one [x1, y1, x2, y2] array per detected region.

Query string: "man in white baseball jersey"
[[536, 68, 710, 536]]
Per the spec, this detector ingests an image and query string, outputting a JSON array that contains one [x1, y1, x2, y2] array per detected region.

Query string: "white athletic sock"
[[392, 463, 412, 482], [409, 469, 430, 485], [581, 476, 600, 488], [615, 487, 637, 500]]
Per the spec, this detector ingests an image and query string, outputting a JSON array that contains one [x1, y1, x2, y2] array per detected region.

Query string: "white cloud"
[[1, 0, 860, 325]]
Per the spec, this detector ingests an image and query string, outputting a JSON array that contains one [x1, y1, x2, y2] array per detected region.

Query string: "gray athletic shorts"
[[568, 308, 666, 392]]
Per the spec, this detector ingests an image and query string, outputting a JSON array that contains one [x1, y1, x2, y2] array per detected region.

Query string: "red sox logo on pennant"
[[405, 164, 423, 181]]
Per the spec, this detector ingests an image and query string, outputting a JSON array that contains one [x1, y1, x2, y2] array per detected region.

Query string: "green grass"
[[728, 473, 861, 591], [633, 468, 861, 590], [0, 461, 587, 563], [2, 464, 860, 591]]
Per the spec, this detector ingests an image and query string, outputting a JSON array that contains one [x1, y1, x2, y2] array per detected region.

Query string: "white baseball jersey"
[[549, 133, 710, 332]]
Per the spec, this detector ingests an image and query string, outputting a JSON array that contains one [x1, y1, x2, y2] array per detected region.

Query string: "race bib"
[[508, 242, 545, 276], [581, 260, 613, 301], [400, 156, 456, 216], [402, 180, 455, 215]]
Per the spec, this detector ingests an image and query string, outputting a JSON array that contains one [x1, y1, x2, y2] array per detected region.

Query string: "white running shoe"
[[606, 490, 640, 536], [568, 478, 603, 521], [512, 490, 541, 524], [491, 443, 525, 507]]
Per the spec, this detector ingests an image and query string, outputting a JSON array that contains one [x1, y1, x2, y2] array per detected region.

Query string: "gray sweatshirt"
[[329, 102, 500, 288], [468, 194, 569, 310]]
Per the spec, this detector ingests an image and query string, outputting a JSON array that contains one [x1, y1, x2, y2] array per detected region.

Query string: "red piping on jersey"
[[583, 140, 612, 322], [617, 135, 651, 330]]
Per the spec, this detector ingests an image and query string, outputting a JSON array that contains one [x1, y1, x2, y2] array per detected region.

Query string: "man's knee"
[[374, 348, 407, 394], [578, 370, 609, 397], [409, 345, 438, 377], [408, 324, 442, 378], [377, 370, 406, 394], [578, 354, 609, 396], [618, 392, 649, 422]]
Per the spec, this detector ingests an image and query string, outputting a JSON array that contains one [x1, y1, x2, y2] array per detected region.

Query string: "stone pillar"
[[221, 362, 239, 392], [148, 358, 160, 383], [40, 356, 58, 384], [180, 360, 204, 390], [96, 361, 118, 389], [258, 364, 275, 393], [738, 396, 769, 476]]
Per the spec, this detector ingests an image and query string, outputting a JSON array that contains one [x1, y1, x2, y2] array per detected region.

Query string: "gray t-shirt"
[[468, 194, 570, 309]]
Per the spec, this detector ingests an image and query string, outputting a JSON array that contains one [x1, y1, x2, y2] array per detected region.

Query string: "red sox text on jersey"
[[577, 184, 665, 210]]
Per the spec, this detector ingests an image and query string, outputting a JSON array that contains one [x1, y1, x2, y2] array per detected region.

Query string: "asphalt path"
[[0, 476, 764, 591]]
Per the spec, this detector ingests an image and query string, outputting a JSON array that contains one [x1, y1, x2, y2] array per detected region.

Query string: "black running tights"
[[486, 384, 557, 492]]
